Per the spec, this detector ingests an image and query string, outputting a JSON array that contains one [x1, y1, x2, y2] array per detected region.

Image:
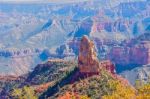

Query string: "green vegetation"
[[39, 67, 79, 99], [43, 70, 119, 99], [10, 69, 150, 99], [0, 77, 26, 97], [0, 61, 77, 98], [11, 86, 37, 99], [136, 83, 150, 98], [26, 61, 77, 85], [1, 60, 150, 99], [102, 80, 136, 99]]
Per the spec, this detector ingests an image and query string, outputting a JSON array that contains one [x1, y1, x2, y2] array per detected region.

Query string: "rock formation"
[[108, 41, 150, 67], [78, 35, 115, 74], [78, 35, 100, 73], [100, 60, 115, 74]]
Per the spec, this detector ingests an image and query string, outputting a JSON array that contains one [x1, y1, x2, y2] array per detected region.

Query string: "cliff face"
[[78, 35, 100, 73], [108, 41, 150, 67]]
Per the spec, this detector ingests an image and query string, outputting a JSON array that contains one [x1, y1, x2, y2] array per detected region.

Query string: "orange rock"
[[99, 60, 115, 74], [78, 35, 115, 74], [78, 35, 100, 73], [34, 82, 54, 93]]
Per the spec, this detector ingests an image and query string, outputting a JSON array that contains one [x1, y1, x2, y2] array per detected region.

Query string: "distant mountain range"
[[0, 0, 150, 76]]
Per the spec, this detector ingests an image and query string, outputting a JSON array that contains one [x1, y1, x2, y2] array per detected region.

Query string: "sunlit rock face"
[[100, 60, 115, 74], [78, 35, 100, 73], [78, 35, 115, 74], [109, 41, 150, 67]]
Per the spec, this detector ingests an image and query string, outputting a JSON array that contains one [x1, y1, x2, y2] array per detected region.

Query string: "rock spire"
[[78, 35, 100, 73]]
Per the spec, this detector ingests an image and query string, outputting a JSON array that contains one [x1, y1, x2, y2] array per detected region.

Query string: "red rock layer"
[[78, 35, 100, 73], [78, 35, 115, 74]]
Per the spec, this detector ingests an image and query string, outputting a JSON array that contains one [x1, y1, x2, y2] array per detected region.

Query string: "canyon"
[[0, 0, 149, 88]]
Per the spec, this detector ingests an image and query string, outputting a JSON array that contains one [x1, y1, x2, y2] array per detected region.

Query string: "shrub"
[[11, 86, 38, 99]]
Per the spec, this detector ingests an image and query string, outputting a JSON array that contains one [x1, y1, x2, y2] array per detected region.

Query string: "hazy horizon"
[[0, 0, 147, 4], [0, 0, 89, 4]]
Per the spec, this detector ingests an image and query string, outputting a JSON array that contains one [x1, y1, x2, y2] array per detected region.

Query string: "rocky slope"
[[1, 35, 148, 98], [39, 36, 129, 99], [120, 64, 150, 85], [0, 59, 76, 98], [25, 59, 76, 85]]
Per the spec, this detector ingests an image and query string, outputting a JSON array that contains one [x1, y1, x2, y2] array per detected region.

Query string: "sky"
[[0, 0, 89, 3], [0, 0, 147, 4]]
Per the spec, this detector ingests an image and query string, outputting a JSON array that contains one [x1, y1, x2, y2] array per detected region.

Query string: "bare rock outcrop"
[[78, 35, 115, 74], [78, 35, 100, 73], [108, 41, 150, 66]]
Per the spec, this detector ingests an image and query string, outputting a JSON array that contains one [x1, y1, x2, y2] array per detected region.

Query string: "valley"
[[0, 0, 150, 98]]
